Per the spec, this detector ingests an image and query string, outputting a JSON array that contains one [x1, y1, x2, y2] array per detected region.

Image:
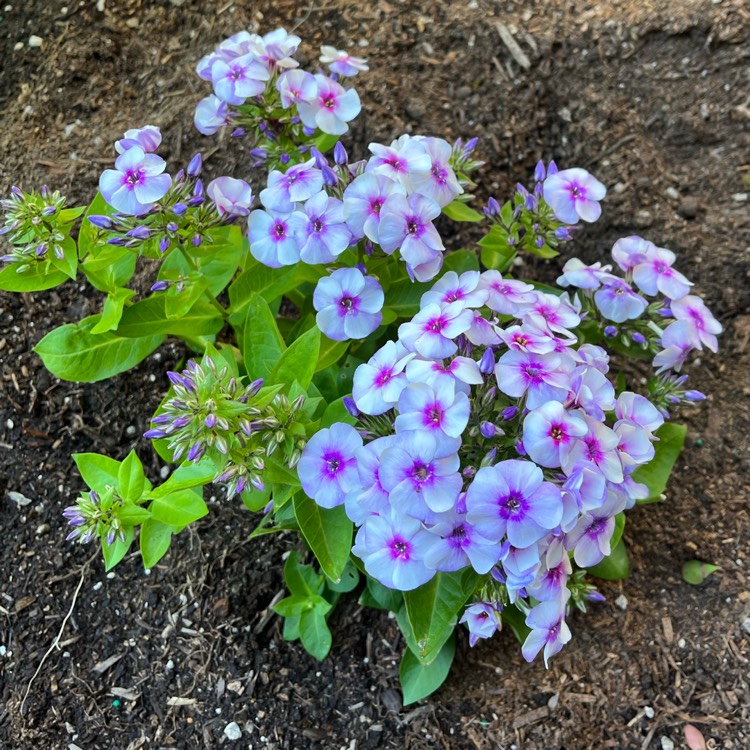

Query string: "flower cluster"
[[0, 185, 78, 273], [248, 133, 477, 341], [555, 235, 721, 414], [144, 355, 307, 497], [63, 486, 128, 546], [298, 245, 717, 664], [193, 29, 363, 158]]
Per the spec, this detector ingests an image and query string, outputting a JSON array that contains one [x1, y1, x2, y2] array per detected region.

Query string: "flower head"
[[313, 268, 384, 341], [99, 146, 171, 216], [543, 167, 606, 223]]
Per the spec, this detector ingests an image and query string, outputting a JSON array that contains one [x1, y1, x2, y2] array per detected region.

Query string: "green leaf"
[[139, 519, 174, 569], [282, 614, 301, 641], [316, 337, 349, 372], [633, 423, 687, 503], [298, 607, 333, 661], [35, 317, 164, 382], [325, 559, 359, 593], [80, 245, 137, 293], [197, 225, 246, 295], [479, 225, 516, 271], [73, 453, 121, 494], [102, 527, 134, 572], [273, 594, 320, 617], [400, 634, 455, 705], [118, 450, 146, 503], [314, 132, 340, 153], [57, 205, 86, 224], [501, 604, 532, 643], [48, 236, 78, 280], [359, 578, 403, 612], [263, 456, 301, 487], [403, 569, 479, 665], [77, 192, 115, 259], [320, 397, 357, 429], [117, 503, 152, 525], [0, 262, 68, 292], [610, 512, 626, 552], [588, 538, 630, 581], [240, 292, 287, 379], [284, 550, 323, 597], [115, 297, 224, 338], [150, 488, 208, 527], [682, 560, 720, 585], [268, 326, 320, 390], [293, 494, 352, 583], [443, 248, 480, 274], [149, 460, 217, 499], [442, 201, 484, 222], [90, 287, 136, 334]]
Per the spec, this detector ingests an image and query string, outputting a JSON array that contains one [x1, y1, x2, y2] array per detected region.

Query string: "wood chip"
[[111, 687, 140, 701], [15, 595, 36, 613], [512, 705, 549, 729], [661, 616, 674, 643], [92, 653, 125, 674], [495, 22, 531, 70], [167, 696, 197, 706]]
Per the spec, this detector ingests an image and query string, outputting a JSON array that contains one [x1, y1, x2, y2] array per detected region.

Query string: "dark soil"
[[1, 1, 749, 748]]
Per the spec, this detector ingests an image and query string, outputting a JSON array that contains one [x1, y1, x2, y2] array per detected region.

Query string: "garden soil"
[[1, 1, 749, 748]]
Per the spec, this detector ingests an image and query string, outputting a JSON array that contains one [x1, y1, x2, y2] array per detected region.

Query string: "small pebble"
[[678, 197, 699, 219], [731, 192, 748, 202], [13, 41, 23, 51], [93, 581, 103, 591], [125, 425, 136, 437], [660, 737, 675, 750], [28, 35, 43, 47], [223, 722, 242, 741], [665, 187, 679, 200], [644, 705, 655, 719], [5, 419, 13, 429], [547, 692, 560, 710], [35, 523, 50, 536], [615, 594, 628, 611], [166, 659, 175, 670], [634, 209, 653, 228], [160, 465, 170, 479], [678, 638, 686, 648], [741, 617, 750, 635]]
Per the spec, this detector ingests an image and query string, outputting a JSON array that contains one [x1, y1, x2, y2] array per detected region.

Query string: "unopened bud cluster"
[[63, 487, 127, 546]]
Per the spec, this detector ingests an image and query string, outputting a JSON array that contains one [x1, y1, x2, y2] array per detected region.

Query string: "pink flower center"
[[125, 169, 145, 188], [274, 222, 286, 239], [390, 538, 411, 560], [369, 198, 383, 214], [569, 184, 585, 199], [322, 93, 337, 109], [313, 218, 323, 232], [550, 424, 565, 443], [427, 317, 445, 333], [375, 368, 392, 387]]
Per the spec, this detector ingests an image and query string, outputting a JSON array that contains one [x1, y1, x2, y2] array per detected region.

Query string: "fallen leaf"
[[684, 724, 707, 750]]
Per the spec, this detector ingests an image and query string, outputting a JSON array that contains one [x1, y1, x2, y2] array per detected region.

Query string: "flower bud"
[[334, 142, 348, 165], [604, 325, 618, 338], [88, 214, 114, 229], [484, 197, 501, 218], [150, 280, 169, 292], [534, 160, 546, 182], [187, 153, 203, 177], [684, 390, 706, 402]]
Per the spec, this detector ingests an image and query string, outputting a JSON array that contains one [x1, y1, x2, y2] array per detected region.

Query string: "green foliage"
[[239, 292, 287, 379], [0, 263, 69, 292], [587, 538, 630, 581], [633, 423, 687, 503], [400, 634, 455, 705], [442, 200, 484, 222], [682, 560, 720, 585]]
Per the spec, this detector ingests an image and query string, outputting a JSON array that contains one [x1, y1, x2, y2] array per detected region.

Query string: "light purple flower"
[[298, 422, 363, 508], [260, 159, 323, 213], [521, 292, 581, 338], [292, 191, 351, 264], [352, 341, 414, 415], [565, 489, 627, 567], [615, 392, 664, 433], [543, 167, 606, 223], [319, 45, 369, 76], [460, 602, 502, 647], [561, 418, 624, 484], [562, 460, 607, 514], [115, 125, 162, 155], [425, 514, 504, 574], [478, 271, 536, 315], [194, 95, 229, 136], [494, 350, 571, 410], [498, 325, 557, 355], [313, 268, 384, 341], [632, 245, 692, 300], [253, 28, 301, 72], [522, 402, 588, 468], [379, 431, 462, 518], [465, 460, 563, 548], [342, 173, 406, 243], [408, 137, 463, 207], [247, 209, 302, 267], [398, 302, 474, 359], [99, 146, 171, 216], [521, 595, 572, 666], [344, 436, 395, 524], [211, 53, 270, 104], [594, 278, 648, 323], [297, 74, 361, 135], [652, 320, 694, 373], [420, 270, 488, 310], [610, 235, 653, 272], [670, 294, 722, 352], [378, 193, 444, 268], [556, 258, 614, 290], [614, 420, 655, 468], [352, 508, 436, 591], [568, 366, 616, 421], [527, 553, 572, 602], [276, 69, 317, 108], [395, 380, 470, 445], [405, 356, 483, 395], [366, 139, 431, 188], [207, 176, 253, 216]]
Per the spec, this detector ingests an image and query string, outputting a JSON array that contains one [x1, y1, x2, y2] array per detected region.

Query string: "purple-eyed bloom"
[[478, 271, 536, 315], [115, 125, 162, 155], [521, 595, 572, 666], [276, 69, 317, 108], [260, 158, 324, 213], [460, 602, 502, 647], [297, 74, 361, 135], [395, 380, 470, 445], [313, 268, 384, 341], [366, 138, 431, 188], [247, 209, 303, 267], [556, 258, 614, 290], [378, 193, 444, 271], [405, 355, 483, 394], [319, 45, 369, 76], [543, 167, 606, 223], [292, 191, 351, 264], [568, 366, 616, 421], [211, 53, 270, 104], [407, 137, 463, 207], [379, 431, 462, 518], [344, 436, 395, 524], [342, 173, 406, 243], [352, 508, 436, 591], [420, 270, 488, 310], [615, 392, 664, 433], [614, 420, 655, 468], [565, 489, 627, 567], [632, 244, 692, 300], [207, 176, 253, 216], [594, 278, 648, 323], [298, 422, 363, 508], [99, 146, 171, 216], [398, 302, 474, 359], [670, 294, 722, 352], [425, 512, 504, 574], [466, 460, 563, 548], [522, 401, 588, 468], [652, 320, 694, 373], [352, 341, 414, 415], [494, 350, 571, 410], [194, 94, 229, 135], [561, 418, 624, 484]]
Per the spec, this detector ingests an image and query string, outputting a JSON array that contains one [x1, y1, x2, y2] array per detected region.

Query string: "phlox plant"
[[0, 28, 721, 704]]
